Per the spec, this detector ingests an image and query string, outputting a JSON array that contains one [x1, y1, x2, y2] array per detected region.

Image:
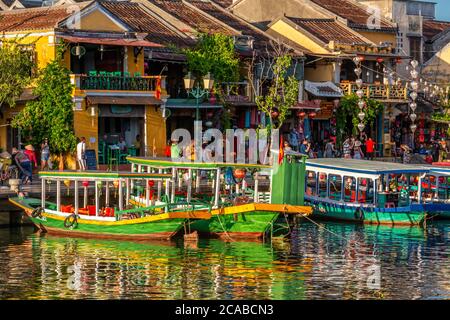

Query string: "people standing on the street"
[[353, 140, 364, 159], [77, 137, 86, 171], [365, 137, 375, 160], [401, 144, 412, 164], [24, 145, 38, 172], [438, 138, 448, 162], [288, 127, 300, 152], [324, 139, 335, 158], [41, 138, 51, 170], [12, 147, 32, 184], [299, 139, 311, 156], [133, 134, 141, 156], [342, 136, 352, 159]]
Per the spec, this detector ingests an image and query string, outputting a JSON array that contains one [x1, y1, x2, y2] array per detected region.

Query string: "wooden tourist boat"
[[126, 154, 313, 240], [9, 171, 210, 240], [304, 159, 450, 225]]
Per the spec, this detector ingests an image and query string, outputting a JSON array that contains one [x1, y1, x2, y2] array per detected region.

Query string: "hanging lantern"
[[356, 89, 364, 99], [309, 112, 316, 119], [205, 120, 213, 127], [271, 109, 279, 118], [396, 57, 402, 64], [113, 180, 119, 188], [410, 113, 417, 122], [148, 180, 155, 187], [410, 124, 417, 132], [357, 123, 365, 131], [233, 168, 246, 180], [358, 112, 366, 121], [298, 111, 306, 118], [64, 180, 71, 188], [411, 60, 419, 68], [82, 181, 89, 188], [357, 55, 365, 62], [355, 79, 363, 88], [376, 57, 384, 64]]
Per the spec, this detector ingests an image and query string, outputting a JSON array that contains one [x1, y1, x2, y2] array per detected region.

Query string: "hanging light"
[[409, 59, 419, 134], [353, 58, 365, 132]]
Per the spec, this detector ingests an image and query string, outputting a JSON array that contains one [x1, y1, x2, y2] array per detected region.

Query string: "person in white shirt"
[[77, 137, 86, 171]]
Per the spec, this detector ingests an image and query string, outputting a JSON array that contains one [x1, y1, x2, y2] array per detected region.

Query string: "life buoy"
[[64, 214, 78, 229], [31, 207, 44, 218]]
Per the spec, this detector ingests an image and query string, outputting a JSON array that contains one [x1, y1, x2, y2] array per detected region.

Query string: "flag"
[[278, 135, 284, 164]]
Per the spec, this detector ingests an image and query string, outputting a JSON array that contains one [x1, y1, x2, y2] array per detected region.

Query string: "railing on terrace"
[[71, 74, 165, 92], [340, 82, 408, 101]]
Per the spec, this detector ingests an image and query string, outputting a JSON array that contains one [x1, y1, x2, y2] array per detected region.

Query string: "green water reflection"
[[0, 221, 448, 300]]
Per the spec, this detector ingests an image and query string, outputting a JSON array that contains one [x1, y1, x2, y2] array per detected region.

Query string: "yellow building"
[[0, 1, 174, 165]]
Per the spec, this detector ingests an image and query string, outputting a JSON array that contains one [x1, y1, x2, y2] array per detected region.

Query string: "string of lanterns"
[[409, 60, 419, 133], [353, 56, 366, 132]]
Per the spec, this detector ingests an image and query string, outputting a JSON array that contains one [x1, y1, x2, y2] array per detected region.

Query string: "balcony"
[[70, 73, 165, 92], [340, 82, 408, 101]]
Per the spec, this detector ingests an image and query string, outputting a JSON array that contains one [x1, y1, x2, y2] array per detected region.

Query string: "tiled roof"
[[287, 17, 371, 46], [0, 5, 74, 32], [310, 0, 396, 32], [146, 0, 235, 35], [187, 0, 292, 52], [98, 1, 194, 47], [211, 0, 233, 8], [423, 19, 450, 40]]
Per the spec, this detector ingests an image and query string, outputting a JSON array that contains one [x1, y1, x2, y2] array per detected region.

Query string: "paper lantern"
[[309, 112, 316, 119], [113, 180, 119, 188], [298, 111, 306, 118], [148, 180, 155, 187], [233, 169, 246, 180], [63, 180, 71, 188], [376, 57, 384, 64], [82, 181, 89, 188]]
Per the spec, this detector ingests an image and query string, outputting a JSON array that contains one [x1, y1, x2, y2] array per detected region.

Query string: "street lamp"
[[184, 72, 215, 121]]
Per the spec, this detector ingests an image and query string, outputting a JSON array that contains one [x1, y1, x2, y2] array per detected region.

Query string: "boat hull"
[[306, 199, 426, 226], [9, 198, 185, 241]]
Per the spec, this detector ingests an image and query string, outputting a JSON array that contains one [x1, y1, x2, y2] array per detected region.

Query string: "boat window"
[[357, 178, 374, 203], [318, 173, 327, 198], [343, 176, 356, 203], [437, 176, 449, 201], [306, 171, 317, 196], [329, 175, 342, 200], [421, 175, 443, 203]]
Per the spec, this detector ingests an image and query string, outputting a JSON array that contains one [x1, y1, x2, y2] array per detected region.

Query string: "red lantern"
[[82, 181, 89, 188], [207, 111, 214, 118], [148, 180, 155, 187], [298, 111, 306, 118], [357, 55, 365, 62], [309, 112, 316, 119], [396, 57, 402, 64], [233, 169, 246, 180], [271, 110, 279, 118], [376, 57, 384, 64]]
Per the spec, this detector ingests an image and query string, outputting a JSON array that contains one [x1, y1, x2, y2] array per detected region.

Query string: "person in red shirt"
[[365, 137, 375, 160], [24, 145, 38, 170]]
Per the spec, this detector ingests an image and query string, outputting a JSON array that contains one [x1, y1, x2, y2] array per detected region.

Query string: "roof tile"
[[423, 19, 450, 40]]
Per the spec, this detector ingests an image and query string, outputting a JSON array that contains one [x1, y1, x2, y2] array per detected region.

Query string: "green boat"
[[9, 171, 210, 241], [305, 159, 450, 226], [303, 159, 450, 226], [126, 154, 312, 240]]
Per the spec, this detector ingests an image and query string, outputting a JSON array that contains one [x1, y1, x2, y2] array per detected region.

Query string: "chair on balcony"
[[99, 71, 110, 90], [108, 145, 120, 171]]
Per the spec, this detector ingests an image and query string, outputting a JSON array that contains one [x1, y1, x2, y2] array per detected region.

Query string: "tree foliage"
[[0, 37, 35, 109], [255, 54, 299, 129], [12, 50, 77, 155], [336, 94, 384, 145], [184, 33, 239, 83]]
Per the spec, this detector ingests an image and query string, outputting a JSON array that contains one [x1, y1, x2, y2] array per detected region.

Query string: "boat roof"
[[38, 171, 171, 180], [306, 159, 429, 176], [126, 157, 273, 170]]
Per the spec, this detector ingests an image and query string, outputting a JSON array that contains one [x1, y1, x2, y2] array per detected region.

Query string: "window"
[[318, 173, 327, 198], [343, 176, 356, 203], [357, 178, 374, 203], [409, 36, 422, 63], [306, 171, 317, 196], [329, 175, 342, 200]]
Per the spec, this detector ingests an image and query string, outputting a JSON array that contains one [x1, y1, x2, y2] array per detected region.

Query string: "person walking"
[[438, 138, 448, 162], [24, 145, 38, 173], [342, 137, 352, 159], [353, 140, 364, 159], [365, 137, 375, 160], [12, 147, 32, 184], [324, 139, 335, 158], [41, 138, 51, 170], [77, 137, 86, 171]]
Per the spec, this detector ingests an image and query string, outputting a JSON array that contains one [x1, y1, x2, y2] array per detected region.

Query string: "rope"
[[216, 206, 235, 242]]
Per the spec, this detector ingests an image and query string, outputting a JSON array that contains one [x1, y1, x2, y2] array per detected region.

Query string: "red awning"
[[58, 35, 162, 48]]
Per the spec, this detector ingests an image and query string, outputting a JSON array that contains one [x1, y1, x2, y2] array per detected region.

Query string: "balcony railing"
[[71, 74, 164, 92], [340, 82, 408, 101]]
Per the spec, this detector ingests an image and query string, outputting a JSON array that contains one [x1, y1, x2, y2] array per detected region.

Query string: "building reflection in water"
[[0, 222, 448, 300]]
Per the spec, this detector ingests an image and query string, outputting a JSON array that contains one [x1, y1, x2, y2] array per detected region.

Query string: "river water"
[[0, 221, 448, 300]]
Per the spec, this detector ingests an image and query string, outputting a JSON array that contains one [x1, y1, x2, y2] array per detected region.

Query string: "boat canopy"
[[306, 159, 429, 179], [38, 170, 171, 181], [126, 157, 273, 170]]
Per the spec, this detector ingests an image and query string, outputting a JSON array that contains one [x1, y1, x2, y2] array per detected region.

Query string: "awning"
[[59, 35, 162, 48], [304, 81, 343, 98], [86, 95, 162, 105], [165, 99, 222, 109]]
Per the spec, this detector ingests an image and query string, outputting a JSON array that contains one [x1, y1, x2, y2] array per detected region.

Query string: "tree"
[[12, 49, 77, 165], [248, 41, 300, 130], [0, 37, 35, 109]]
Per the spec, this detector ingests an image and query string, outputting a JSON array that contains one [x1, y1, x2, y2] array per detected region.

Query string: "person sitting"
[[118, 137, 127, 153], [133, 135, 141, 156]]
